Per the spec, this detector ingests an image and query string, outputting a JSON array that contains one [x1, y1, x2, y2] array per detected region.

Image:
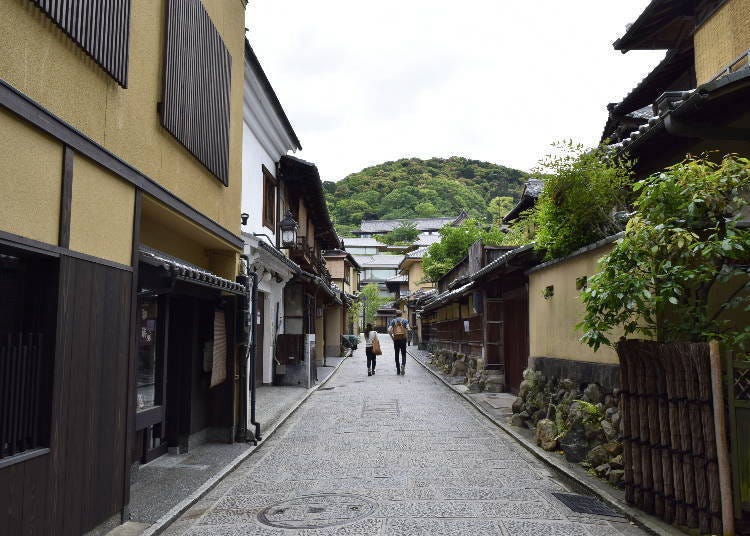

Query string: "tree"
[[376, 223, 420, 245], [423, 218, 506, 281], [324, 157, 527, 230], [579, 155, 750, 351], [488, 196, 515, 225], [533, 142, 632, 260], [358, 283, 391, 328]]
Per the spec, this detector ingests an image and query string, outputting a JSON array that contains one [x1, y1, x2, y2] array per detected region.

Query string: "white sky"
[[244, 1, 664, 182]]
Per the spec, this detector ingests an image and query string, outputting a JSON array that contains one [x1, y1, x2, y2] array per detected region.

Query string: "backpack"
[[392, 320, 407, 340]]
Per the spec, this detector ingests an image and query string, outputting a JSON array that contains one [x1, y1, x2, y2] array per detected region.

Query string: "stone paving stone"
[[165, 339, 647, 536], [500, 519, 592, 535]]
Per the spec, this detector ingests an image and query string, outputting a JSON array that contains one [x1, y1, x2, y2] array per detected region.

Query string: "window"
[[0, 244, 58, 463], [263, 167, 276, 230], [30, 0, 131, 87], [161, 0, 231, 185], [365, 268, 397, 281]]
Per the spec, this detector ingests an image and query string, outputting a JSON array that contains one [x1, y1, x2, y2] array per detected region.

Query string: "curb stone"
[[132, 354, 350, 536], [408, 349, 683, 536]]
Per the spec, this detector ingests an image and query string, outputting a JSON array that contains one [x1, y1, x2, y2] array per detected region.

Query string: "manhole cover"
[[552, 493, 621, 517], [257, 493, 376, 529]]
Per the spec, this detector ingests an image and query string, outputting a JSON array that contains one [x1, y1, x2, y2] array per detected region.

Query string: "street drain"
[[552, 492, 621, 517], [318, 387, 336, 391], [257, 493, 376, 529]]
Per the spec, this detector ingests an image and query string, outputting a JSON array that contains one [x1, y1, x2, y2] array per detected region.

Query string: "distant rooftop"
[[342, 237, 381, 247], [352, 254, 404, 268], [353, 212, 467, 235]]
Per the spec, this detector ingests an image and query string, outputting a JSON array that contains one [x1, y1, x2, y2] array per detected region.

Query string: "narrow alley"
[[163, 337, 646, 536]]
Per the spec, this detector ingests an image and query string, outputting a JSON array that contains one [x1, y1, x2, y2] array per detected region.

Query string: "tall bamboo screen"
[[617, 340, 722, 534]]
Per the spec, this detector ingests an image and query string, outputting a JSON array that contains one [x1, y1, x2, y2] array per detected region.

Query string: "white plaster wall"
[[241, 122, 278, 241]]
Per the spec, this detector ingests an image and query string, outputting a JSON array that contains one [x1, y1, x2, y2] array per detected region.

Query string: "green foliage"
[[422, 218, 506, 281], [488, 196, 515, 226], [375, 223, 420, 246], [326, 157, 527, 229], [579, 155, 750, 351], [533, 142, 633, 261], [359, 283, 391, 327]]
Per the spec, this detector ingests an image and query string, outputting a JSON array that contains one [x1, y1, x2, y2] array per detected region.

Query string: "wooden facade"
[[0, 253, 132, 535], [420, 245, 539, 393], [30, 0, 132, 87], [0, 0, 247, 533]]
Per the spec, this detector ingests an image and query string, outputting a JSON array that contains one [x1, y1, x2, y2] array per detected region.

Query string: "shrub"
[[534, 142, 633, 260], [579, 155, 750, 351]]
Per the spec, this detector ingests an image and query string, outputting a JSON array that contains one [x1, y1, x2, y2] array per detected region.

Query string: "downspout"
[[238, 255, 262, 443], [249, 268, 261, 441]]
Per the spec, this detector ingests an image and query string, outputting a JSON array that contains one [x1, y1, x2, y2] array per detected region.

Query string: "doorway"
[[503, 288, 529, 393]]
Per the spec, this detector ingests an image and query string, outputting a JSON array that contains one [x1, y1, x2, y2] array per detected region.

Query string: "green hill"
[[323, 157, 527, 236]]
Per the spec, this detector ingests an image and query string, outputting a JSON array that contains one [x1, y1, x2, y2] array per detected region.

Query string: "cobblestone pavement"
[[164, 337, 647, 536]]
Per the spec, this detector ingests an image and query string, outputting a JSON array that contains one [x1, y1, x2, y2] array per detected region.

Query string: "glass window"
[[137, 299, 158, 410]]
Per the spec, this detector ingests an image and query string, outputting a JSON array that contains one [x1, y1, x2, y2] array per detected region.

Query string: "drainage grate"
[[318, 387, 336, 391], [552, 493, 621, 517]]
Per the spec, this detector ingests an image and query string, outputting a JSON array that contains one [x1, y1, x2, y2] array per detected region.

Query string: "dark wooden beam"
[[58, 146, 74, 249], [0, 78, 243, 250], [0, 229, 132, 272], [122, 189, 141, 515]]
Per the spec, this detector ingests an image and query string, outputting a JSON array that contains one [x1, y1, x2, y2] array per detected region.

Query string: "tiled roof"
[[405, 246, 429, 259], [414, 233, 441, 246], [140, 246, 246, 294], [342, 237, 381, 247], [357, 215, 461, 233], [352, 254, 404, 268], [503, 179, 543, 223]]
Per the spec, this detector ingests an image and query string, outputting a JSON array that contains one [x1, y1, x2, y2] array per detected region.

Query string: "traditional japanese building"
[[603, 0, 750, 177], [0, 1, 248, 533], [273, 155, 342, 386]]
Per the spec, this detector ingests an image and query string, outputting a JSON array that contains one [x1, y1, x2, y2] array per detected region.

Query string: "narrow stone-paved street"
[[165, 337, 647, 536]]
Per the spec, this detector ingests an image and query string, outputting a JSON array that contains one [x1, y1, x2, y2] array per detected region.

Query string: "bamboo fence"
[[617, 340, 722, 534]]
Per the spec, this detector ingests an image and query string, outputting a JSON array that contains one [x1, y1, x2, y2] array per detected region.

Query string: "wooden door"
[[255, 292, 265, 385], [503, 289, 529, 394], [484, 297, 504, 370]]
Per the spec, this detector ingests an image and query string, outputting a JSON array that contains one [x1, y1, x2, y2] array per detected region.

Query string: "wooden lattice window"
[[161, 0, 232, 185], [30, 0, 132, 87]]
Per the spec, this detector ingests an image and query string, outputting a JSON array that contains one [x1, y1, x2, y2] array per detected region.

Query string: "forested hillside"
[[323, 157, 527, 235]]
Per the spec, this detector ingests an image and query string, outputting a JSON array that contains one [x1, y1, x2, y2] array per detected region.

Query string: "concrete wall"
[[694, 0, 750, 84], [528, 244, 620, 365], [0, 0, 245, 237]]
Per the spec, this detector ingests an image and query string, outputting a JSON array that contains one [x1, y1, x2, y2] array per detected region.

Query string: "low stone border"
[[408, 349, 683, 536], [134, 354, 350, 536]]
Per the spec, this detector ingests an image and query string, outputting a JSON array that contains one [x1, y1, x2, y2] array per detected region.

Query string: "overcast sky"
[[244, 1, 663, 182]]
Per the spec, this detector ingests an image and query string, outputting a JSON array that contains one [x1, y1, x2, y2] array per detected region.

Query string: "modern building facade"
[[0, 1, 248, 533]]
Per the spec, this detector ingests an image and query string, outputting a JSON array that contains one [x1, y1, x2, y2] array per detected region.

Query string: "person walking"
[[388, 312, 410, 375], [364, 323, 379, 376]]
